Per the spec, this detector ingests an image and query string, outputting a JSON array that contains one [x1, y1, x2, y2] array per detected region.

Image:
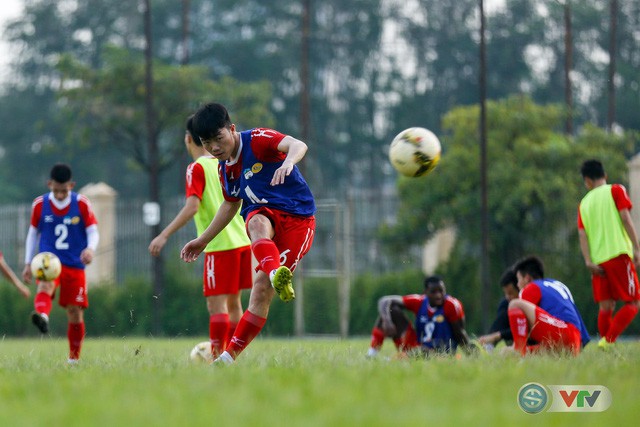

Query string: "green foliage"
[[382, 95, 635, 258], [379, 96, 639, 334], [56, 47, 274, 174]]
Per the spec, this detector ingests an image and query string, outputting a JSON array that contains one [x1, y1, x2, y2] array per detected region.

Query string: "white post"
[[629, 154, 640, 238], [79, 182, 117, 286]]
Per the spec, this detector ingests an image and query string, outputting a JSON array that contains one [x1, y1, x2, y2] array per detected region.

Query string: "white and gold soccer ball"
[[189, 341, 213, 363], [388, 127, 441, 177], [30, 251, 62, 281]]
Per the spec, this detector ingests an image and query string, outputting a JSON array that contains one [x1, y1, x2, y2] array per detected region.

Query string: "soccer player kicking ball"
[[22, 163, 99, 364], [181, 103, 316, 365], [507, 256, 590, 356], [149, 116, 253, 360]]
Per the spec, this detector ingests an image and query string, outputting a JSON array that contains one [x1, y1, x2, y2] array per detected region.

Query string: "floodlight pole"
[[479, 0, 491, 333], [143, 0, 164, 335], [294, 0, 312, 337]]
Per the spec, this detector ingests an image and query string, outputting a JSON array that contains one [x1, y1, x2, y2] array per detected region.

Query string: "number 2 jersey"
[[219, 128, 316, 219], [402, 294, 465, 351], [30, 192, 98, 269]]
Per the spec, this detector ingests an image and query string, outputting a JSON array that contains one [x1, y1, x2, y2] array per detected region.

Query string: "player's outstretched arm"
[[377, 295, 404, 336], [149, 196, 199, 257], [180, 199, 241, 262], [0, 256, 31, 299]]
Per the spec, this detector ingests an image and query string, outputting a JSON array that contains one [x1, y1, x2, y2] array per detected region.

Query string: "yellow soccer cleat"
[[270, 266, 295, 302]]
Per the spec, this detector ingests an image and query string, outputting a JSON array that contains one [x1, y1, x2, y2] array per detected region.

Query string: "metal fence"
[[0, 189, 412, 285]]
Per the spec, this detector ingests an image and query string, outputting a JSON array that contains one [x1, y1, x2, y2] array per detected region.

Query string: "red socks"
[[251, 239, 281, 274], [226, 322, 238, 349], [598, 309, 613, 338], [34, 292, 52, 316], [605, 304, 639, 343], [209, 313, 230, 357], [68, 322, 85, 360], [225, 310, 267, 360], [508, 308, 529, 355], [369, 327, 385, 350]]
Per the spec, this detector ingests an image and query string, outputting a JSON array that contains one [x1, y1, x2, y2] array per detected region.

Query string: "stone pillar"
[[79, 182, 117, 286], [422, 226, 457, 275], [629, 154, 640, 237]]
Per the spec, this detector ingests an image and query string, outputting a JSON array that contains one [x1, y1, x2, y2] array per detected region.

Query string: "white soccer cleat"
[[212, 351, 234, 366]]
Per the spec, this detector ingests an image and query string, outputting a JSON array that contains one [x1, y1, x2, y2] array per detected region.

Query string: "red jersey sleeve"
[[185, 162, 206, 200], [401, 294, 425, 314], [577, 205, 584, 230], [250, 128, 287, 162], [30, 197, 44, 228], [611, 184, 632, 211], [443, 296, 465, 322], [519, 283, 542, 305], [78, 195, 98, 227]]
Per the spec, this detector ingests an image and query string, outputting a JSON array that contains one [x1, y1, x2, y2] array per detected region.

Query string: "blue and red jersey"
[[31, 192, 97, 269], [402, 294, 465, 351], [219, 128, 316, 219], [520, 279, 591, 347]]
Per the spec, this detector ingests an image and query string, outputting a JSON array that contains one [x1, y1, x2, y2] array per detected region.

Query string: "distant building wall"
[[629, 154, 640, 238]]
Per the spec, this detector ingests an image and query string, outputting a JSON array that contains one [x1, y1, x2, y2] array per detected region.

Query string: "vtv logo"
[[547, 385, 612, 412]]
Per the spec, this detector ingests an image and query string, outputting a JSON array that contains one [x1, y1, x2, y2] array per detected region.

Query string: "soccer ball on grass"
[[189, 341, 213, 363], [388, 127, 441, 177], [30, 251, 62, 281]]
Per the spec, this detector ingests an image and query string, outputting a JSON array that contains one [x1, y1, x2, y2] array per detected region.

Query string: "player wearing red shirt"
[[149, 116, 252, 359], [181, 103, 316, 365], [368, 276, 469, 357], [22, 164, 99, 364], [578, 159, 640, 350], [507, 256, 590, 356]]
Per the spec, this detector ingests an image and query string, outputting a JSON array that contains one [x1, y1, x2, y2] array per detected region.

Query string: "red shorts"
[[203, 245, 253, 296], [246, 207, 316, 273], [42, 266, 88, 309], [530, 306, 581, 355], [401, 324, 420, 351], [592, 254, 640, 302]]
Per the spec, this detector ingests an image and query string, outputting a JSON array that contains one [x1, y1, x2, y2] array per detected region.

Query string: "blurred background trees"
[[1, 0, 639, 335]]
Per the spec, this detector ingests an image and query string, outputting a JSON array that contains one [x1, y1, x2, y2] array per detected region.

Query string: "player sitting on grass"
[[367, 275, 471, 357], [506, 255, 590, 356]]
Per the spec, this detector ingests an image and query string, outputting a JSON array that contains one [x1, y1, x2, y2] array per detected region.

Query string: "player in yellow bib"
[[149, 116, 252, 359], [578, 159, 640, 350]]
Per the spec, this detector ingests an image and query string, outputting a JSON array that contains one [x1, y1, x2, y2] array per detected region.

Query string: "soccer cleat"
[[212, 351, 234, 366], [270, 266, 295, 302], [67, 358, 79, 366], [597, 337, 615, 352], [31, 311, 49, 334]]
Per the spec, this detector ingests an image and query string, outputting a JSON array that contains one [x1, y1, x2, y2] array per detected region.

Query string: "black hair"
[[50, 163, 72, 183], [580, 159, 605, 180], [513, 255, 544, 280], [186, 115, 202, 147], [424, 275, 445, 290], [499, 268, 518, 289], [192, 103, 232, 141]]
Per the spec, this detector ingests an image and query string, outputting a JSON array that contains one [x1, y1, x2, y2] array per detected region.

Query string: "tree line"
[[0, 0, 638, 334]]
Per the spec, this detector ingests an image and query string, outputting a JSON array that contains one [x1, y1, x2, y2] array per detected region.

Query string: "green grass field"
[[1, 337, 637, 427]]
